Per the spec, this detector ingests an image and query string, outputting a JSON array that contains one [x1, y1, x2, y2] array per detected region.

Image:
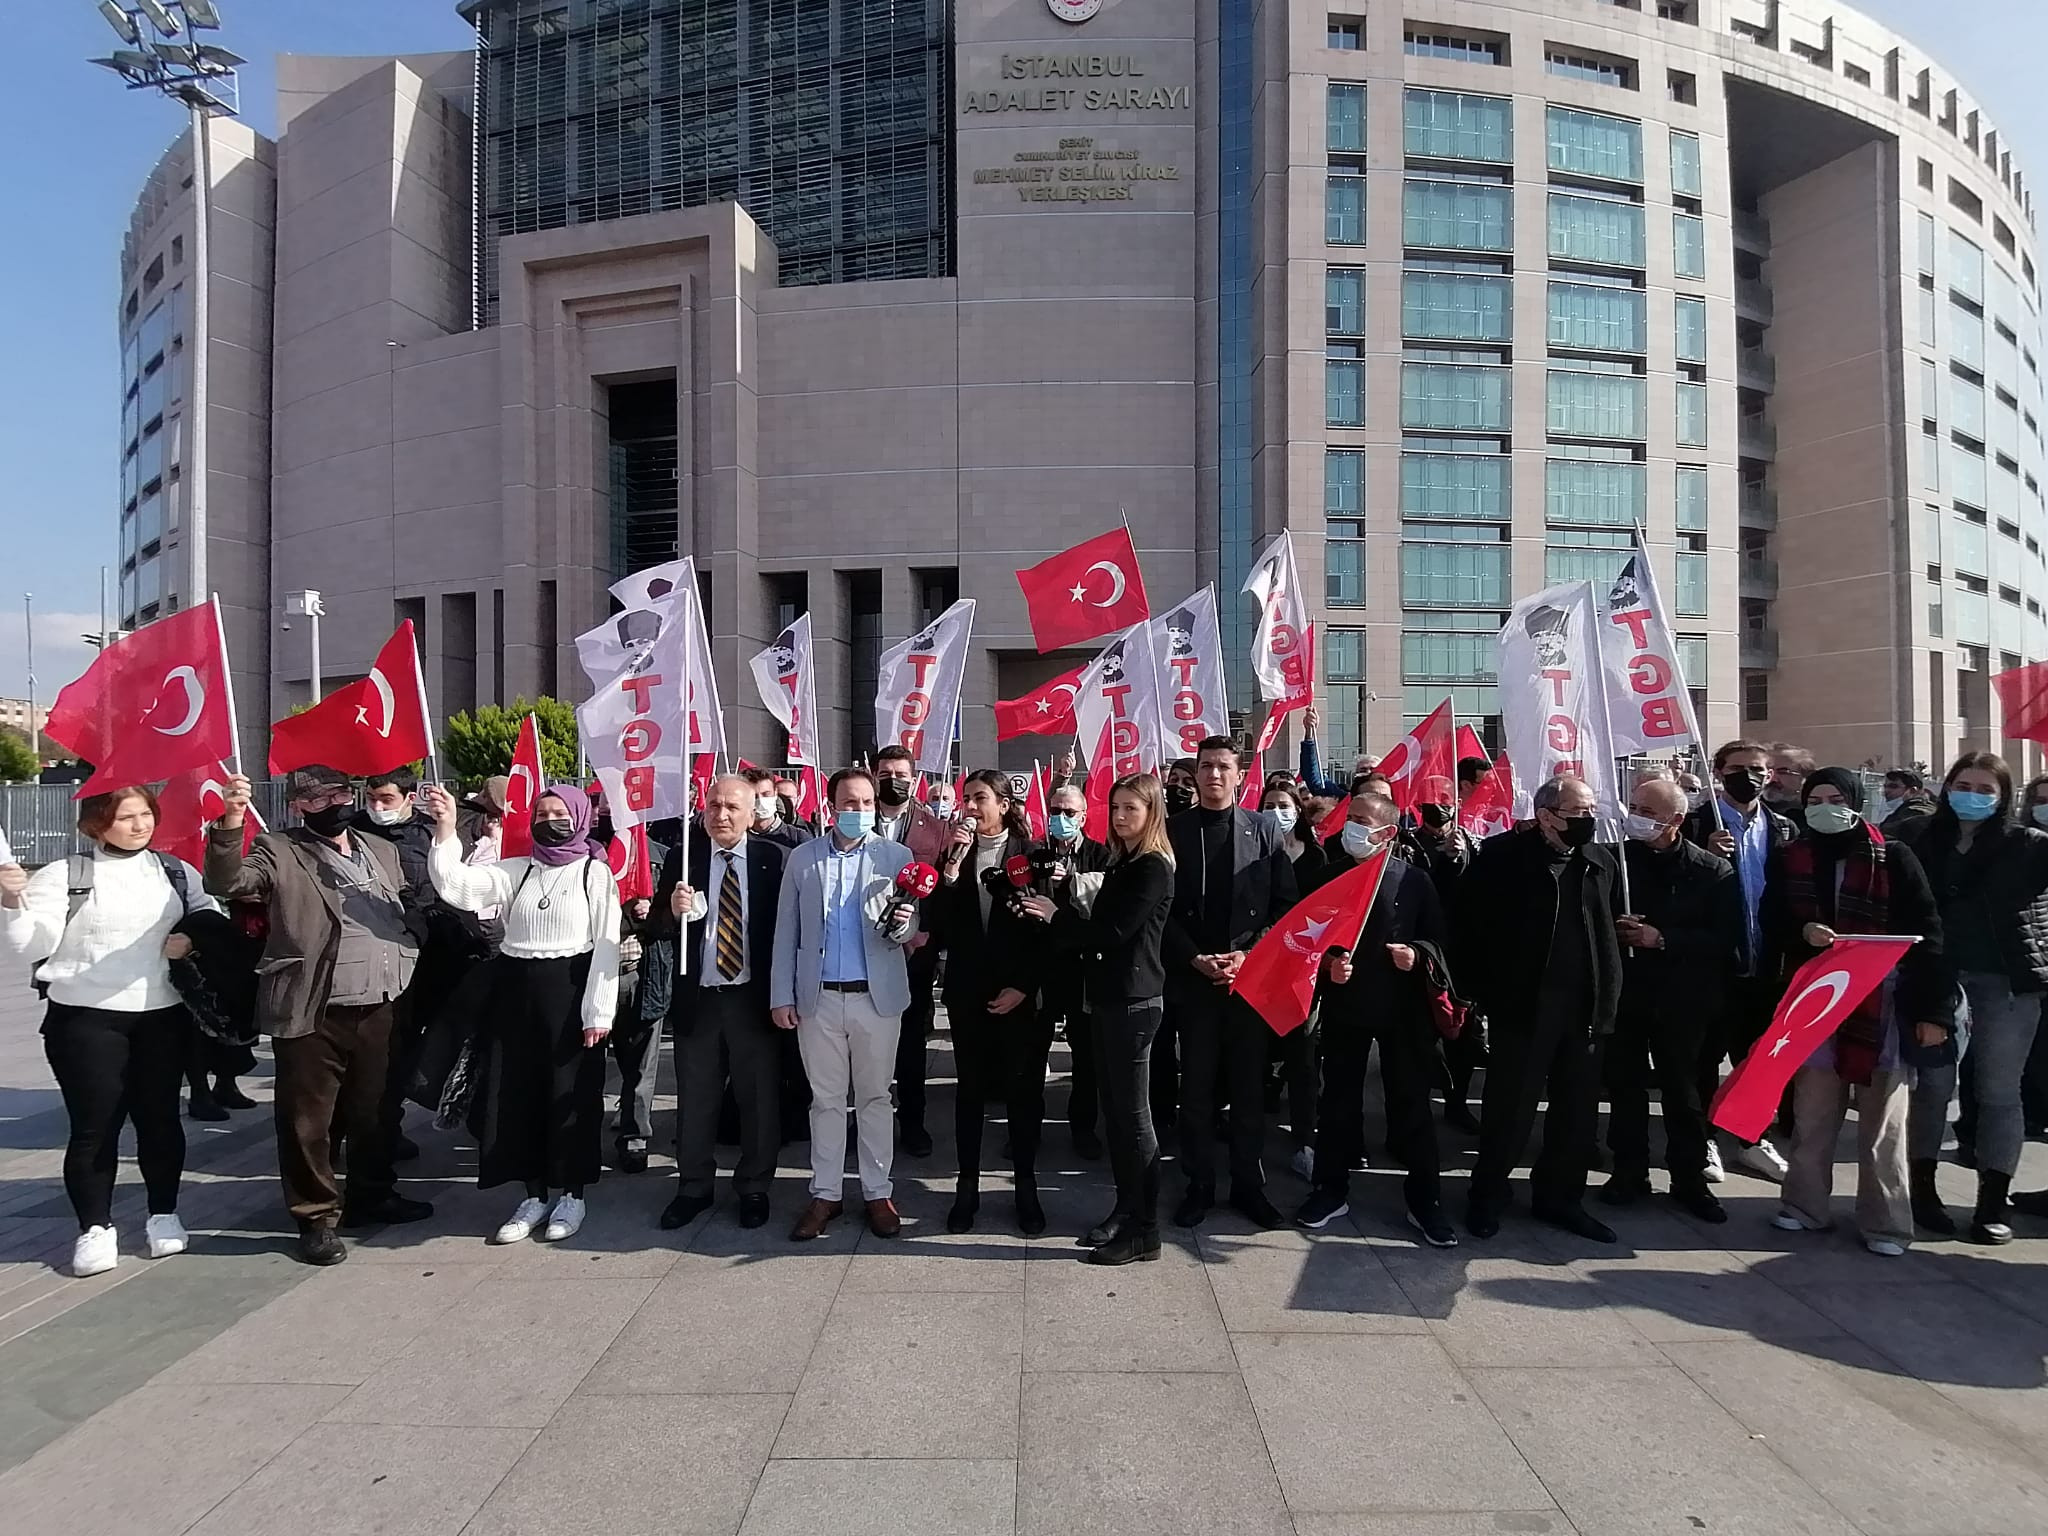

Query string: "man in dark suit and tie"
[[654, 774, 788, 1231], [1164, 734, 1300, 1229]]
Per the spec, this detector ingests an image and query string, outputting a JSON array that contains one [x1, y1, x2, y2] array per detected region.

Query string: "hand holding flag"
[[1231, 846, 1390, 1035]]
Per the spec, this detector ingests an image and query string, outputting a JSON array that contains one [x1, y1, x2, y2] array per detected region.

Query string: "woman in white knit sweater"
[[0, 788, 218, 1276], [419, 781, 620, 1244]]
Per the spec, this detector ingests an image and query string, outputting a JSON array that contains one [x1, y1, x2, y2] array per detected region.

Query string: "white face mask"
[[1684, 789, 1707, 811], [1266, 806, 1297, 833], [1622, 812, 1665, 842], [1340, 823, 1387, 858], [367, 805, 409, 827], [754, 795, 779, 822]]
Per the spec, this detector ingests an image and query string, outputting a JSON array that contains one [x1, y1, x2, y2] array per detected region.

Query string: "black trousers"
[[1276, 1012, 1319, 1144], [1439, 1015, 1486, 1110], [609, 1002, 664, 1150], [1471, 994, 1604, 1213], [950, 993, 1053, 1186], [42, 1003, 188, 1230], [672, 986, 779, 1198], [1172, 982, 1269, 1197], [274, 1001, 396, 1227], [1046, 982, 1097, 1137], [894, 941, 941, 1134], [1606, 1004, 1711, 1190], [1315, 1005, 1441, 1213], [476, 954, 606, 1193], [1094, 999, 1163, 1231]]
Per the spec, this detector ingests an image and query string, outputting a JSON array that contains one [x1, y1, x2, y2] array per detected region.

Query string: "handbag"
[[1412, 938, 1469, 1042]]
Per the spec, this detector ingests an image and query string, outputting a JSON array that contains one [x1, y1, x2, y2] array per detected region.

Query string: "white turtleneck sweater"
[[428, 834, 621, 1035], [1, 848, 217, 1011]]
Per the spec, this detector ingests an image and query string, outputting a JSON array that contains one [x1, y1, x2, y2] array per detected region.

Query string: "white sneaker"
[[144, 1213, 188, 1259], [1290, 1145, 1315, 1182], [543, 1194, 586, 1242], [492, 1197, 548, 1245], [1703, 1143, 1726, 1184], [72, 1225, 119, 1277], [1740, 1140, 1789, 1183], [1864, 1237, 1907, 1257]]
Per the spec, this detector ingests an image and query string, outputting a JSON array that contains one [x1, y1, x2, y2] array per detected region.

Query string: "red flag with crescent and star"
[[1015, 528, 1151, 653], [267, 621, 431, 777], [501, 712, 545, 859], [46, 600, 239, 798], [1231, 843, 1390, 1036], [995, 664, 1086, 741], [1457, 750, 1517, 841], [1376, 699, 1456, 815], [152, 760, 263, 870], [1455, 724, 1490, 766], [1709, 935, 1919, 1142], [1991, 660, 2048, 744]]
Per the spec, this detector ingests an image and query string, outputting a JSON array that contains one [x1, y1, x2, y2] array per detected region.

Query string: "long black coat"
[[1617, 836, 1742, 1033], [1162, 806, 1299, 978], [929, 829, 1047, 1008], [1314, 848, 1447, 1035], [1452, 825, 1624, 1037]]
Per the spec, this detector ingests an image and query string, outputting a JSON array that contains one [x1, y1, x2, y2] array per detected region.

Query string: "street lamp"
[[90, 2, 241, 611], [284, 590, 325, 701]]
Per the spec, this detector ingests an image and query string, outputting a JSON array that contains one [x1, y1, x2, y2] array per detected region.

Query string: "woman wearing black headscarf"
[[1761, 768, 1949, 1256]]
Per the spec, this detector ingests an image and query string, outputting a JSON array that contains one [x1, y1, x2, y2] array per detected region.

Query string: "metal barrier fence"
[[0, 780, 296, 868]]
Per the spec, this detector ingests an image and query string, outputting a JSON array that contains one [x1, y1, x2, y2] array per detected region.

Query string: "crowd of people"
[[7, 722, 2048, 1278]]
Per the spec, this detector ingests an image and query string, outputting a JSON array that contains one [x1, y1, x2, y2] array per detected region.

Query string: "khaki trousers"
[[1779, 1064, 1912, 1249]]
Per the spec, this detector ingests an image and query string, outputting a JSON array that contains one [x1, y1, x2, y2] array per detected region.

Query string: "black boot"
[[1087, 1220, 1161, 1265], [947, 1179, 979, 1235], [213, 1074, 257, 1110], [1015, 1172, 1046, 1237], [1084, 1207, 1130, 1247], [1972, 1169, 2014, 1246], [1910, 1160, 1955, 1236]]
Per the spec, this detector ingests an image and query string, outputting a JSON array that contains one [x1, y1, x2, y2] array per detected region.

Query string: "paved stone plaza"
[[2, 985, 2045, 1536]]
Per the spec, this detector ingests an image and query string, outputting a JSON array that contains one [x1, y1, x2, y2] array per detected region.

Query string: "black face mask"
[[301, 803, 353, 839], [1419, 803, 1452, 829], [532, 818, 576, 848], [876, 777, 911, 808], [1166, 785, 1195, 814], [1720, 768, 1765, 804], [1552, 814, 1597, 849]]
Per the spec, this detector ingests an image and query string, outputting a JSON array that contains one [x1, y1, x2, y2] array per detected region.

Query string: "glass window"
[[1548, 281, 1646, 352], [1404, 271, 1512, 342], [1328, 83, 1367, 152], [1950, 440, 1988, 509], [1951, 299, 1985, 371], [1953, 514, 1989, 575], [1673, 212, 1707, 278], [1917, 212, 1937, 276], [1669, 129, 1702, 197], [1402, 362, 1510, 431], [122, 391, 139, 452], [137, 425, 165, 489], [1328, 540, 1366, 606], [1677, 381, 1708, 446], [137, 554, 160, 610], [1545, 51, 1632, 89], [1326, 628, 1366, 680], [1547, 368, 1647, 439], [1327, 174, 1366, 244], [1547, 107, 1643, 182], [1675, 295, 1708, 362], [1403, 88, 1512, 162], [1401, 453, 1510, 520], [1676, 465, 1708, 530], [1954, 587, 1989, 645], [1326, 450, 1364, 516], [1547, 544, 1633, 586], [120, 451, 137, 511], [1327, 267, 1365, 334], [1675, 635, 1707, 688], [1950, 230, 1985, 305], [1549, 192, 1646, 267], [1951, 371, 1986, 440], [1401, 540, 1510, 606], [1329, 18, 1363, 48], [121, 332, 140, 390], [1675, 551, 1708, 616], [1404, 178, 1512, 251], [137, 301, 170, 365], [138, 367, 166, 428], [1920, 285, 1938, 346], [1401, 628, 1497, 681], [1546, 459, 1646, 525], [1403, 31, 1503, 65], [137, 487, 162, 548], [1327, 356, 1366, 426]]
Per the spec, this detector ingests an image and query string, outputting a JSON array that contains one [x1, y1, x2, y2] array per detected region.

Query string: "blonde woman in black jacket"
[[1021, 773, 1175, 1265]]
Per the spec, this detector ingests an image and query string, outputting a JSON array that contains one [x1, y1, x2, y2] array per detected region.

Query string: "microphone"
[[895, 862, 939, 900], [1003, 854, 1034, 890]]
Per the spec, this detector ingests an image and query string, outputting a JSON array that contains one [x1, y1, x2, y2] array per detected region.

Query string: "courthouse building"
[[115, 0, 2046, 773]]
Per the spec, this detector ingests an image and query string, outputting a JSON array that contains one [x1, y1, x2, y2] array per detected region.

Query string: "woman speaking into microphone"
[[930, 769, 1050, 1234]]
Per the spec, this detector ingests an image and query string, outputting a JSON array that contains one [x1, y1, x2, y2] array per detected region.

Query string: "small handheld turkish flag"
[[1991, 660, 2048, 744], [501, 713, 545, 859], [995, 664, 1086, 741], [1015, 528, 1151, 653], [1376, 698, 1456, 815], [153, 760, 262, 870], [1709, 935, 1919, 1142], [1232, 846, 1390, 1035], [46, 601, 238, 798], [606, 823, 653, 903], [268, 621, 430, 777]]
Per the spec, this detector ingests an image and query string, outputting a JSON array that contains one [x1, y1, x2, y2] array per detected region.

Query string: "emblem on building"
[[1046, 0, 1101, 22]]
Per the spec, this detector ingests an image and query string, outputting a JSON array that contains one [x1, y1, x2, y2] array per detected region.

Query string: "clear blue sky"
[[0, 0, 2043, 705]]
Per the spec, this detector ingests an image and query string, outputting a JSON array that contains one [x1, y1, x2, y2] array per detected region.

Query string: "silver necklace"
[[533, 863, 577, 911]]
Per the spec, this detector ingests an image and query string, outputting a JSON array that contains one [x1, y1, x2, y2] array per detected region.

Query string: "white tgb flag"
[[595, 558, 727, 759], [1597, 533, 1704, 759], [1152, 585, 1228, 762], [1076, 621, 1168, 780], [1242, 531, 1314, 704], [874, 598, 975, 774], [749, 612, 820, 765], [1496, 580, 1623, 826]]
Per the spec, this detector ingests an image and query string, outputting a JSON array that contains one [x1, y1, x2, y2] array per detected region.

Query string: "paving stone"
[[1379, 1252, 1662, 1368], [578, 1254, 847, 1396], [1569, 1247, 1844, 1343], [1022, 1234, 1235, 1372], [1197, 1226, 1429, 1334], [737, 1457, 1016, 1536], [1291, 1517, 1582, 1536]]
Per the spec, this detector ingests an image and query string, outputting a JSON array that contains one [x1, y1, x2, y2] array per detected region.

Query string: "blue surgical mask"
[[1047, 812, 1080, 841], [1948, 789, 2000, 823], [834, 809, 875, 840], [2034, 804, 2048, 829]]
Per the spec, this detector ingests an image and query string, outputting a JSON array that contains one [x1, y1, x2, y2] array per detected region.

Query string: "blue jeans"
[[1910, 972, 2041, 1176]]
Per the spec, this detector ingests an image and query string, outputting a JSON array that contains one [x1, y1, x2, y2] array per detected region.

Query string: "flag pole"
[[210, 593, 243, 778], [408, 620, 441, 785]]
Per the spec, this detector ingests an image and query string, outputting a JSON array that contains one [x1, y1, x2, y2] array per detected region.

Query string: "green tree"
[[0, 728, 37, 784], [440, 697, 581, 784]]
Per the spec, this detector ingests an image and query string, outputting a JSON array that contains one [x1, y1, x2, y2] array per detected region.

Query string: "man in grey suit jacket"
[[771, 766, 921, 1242]]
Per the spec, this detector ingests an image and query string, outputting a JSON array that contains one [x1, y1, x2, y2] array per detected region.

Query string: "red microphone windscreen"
[[896, 862, 940, 899], [1003, 854, 1034, 889]]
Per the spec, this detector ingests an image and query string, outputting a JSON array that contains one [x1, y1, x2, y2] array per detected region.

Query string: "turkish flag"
[[995, 664, 1086, 741], [153, 760, 262, 870], [1023, 762, 1050, 838], [500, 712, 546, 859], [1232, 845, 1390, 1035], [1238, 758, 1265, 811], [1709, 936, 1919, 1142], [795, 764, 826, 823], [1255, 700, 1288, 754], [46, 602, 238, 798], [1457, 750, 1516, 840], [1992, 660, 2048, 743], [1377, 699, 1456, 815], [1015, 528, 1151, 653], [690, 753, 715, 810], [1081, 719, 1115, 844], [1455, 724, 1491, 766], [1316, 795, 1351, 845], [606, 823, 654, 903], [268, 621, 430, 777]]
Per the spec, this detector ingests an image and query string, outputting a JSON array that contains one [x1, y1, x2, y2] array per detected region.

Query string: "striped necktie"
[[715, 850, 745, 980]]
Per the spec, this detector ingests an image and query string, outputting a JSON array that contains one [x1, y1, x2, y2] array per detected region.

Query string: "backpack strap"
[[153, 851, 191, 913], [64, 853, 95, 926]]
